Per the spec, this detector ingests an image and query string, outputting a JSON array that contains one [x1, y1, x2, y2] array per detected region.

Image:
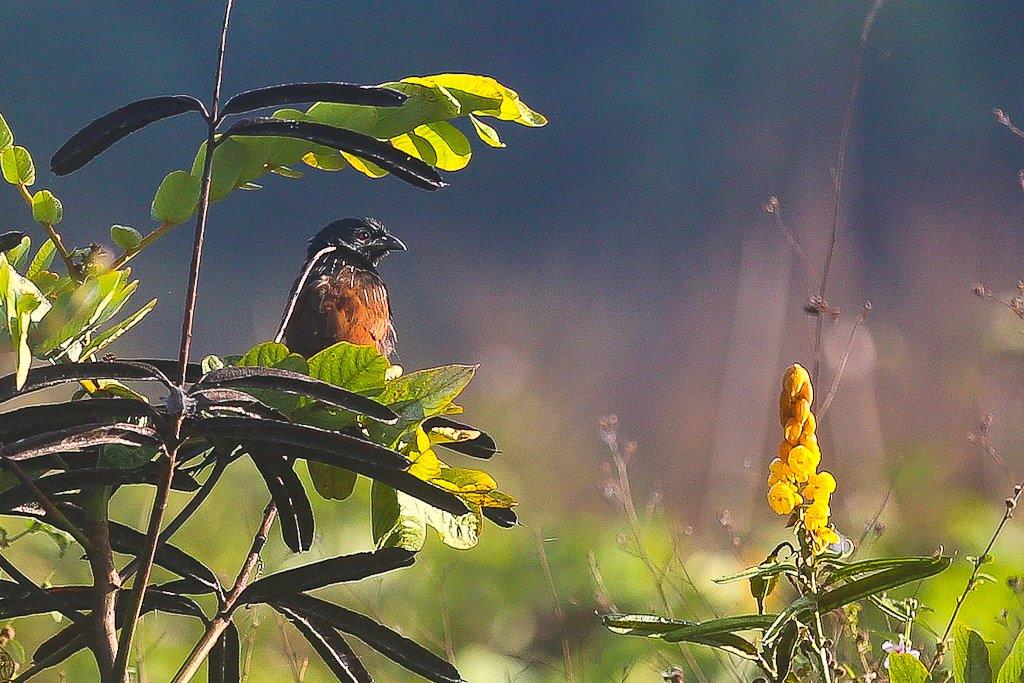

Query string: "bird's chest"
[[284, 266, 391, 356]]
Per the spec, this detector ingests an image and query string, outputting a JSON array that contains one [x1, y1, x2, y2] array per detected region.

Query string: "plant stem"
[[111, 3, 233, 679], [4, 460, 92, 553], [811, 0, 885, 383], [16, 183, 80, 278], [171, 502, 277, 683], [929, 480, 1023, 671], [81, 486, 120, 677]]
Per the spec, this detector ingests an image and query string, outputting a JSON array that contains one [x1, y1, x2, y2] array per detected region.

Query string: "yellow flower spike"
[[777, 440, 792, 461], [800, 412, 816, 439], [784, 418, 804, 445], [782, 364, 810, 398], [793, 398, 811, 423], [768, 481, 802, 516], [813, 526, 840, 551], [796, 381, 812, 405], [787, 444, 820, 481], [768, 458, 795, 485], [803, 471, 837, 501], [804, 501, 830, 531]]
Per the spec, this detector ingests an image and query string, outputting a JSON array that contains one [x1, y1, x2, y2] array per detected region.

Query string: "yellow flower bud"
[[796, 381, 812, 405], [803, 501, 830, 530], [801, 412, 816, 439], [768, 481, 802, 516], [803, 471, 837, 501], [783, 364, 810, 398], [768, 458, 794, 485], [787, 444, 820, 481]]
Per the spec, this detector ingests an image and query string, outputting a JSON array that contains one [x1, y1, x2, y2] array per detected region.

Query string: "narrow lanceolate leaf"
[[240, 547, 415, 605], [221, 117, 445, 191], [247, 447, 314, 553], [51, 95, 208, 175], [274, 607, 371, 682], [189, 417, 408, 469], [422, 416, 498, 459], [600, 613, 762, 661], [222, 83, 406, 116], [196, 366, 397, 422], [0, 360, 185, 403], [208, 623, 241, 683], [825, 556, 948, 585], [77, 298, 158, 359], [278, 594, 461, 683], [817, 556, 952, 613]]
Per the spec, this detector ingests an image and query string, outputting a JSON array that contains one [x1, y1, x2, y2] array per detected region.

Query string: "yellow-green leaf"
[[31, 190, 63, 224], [151, 170, 200, 224], [1, 145, 35, 185], [411, 121, 471, 171], [340, 152, 388, 178], [110, 225, 143, 252], [308, 462, 357, 501], [0, 112, 12, 150], [469, 114, 505, 148]]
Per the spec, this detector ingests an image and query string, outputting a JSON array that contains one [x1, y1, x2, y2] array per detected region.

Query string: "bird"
[[276, 217, 406, 359]]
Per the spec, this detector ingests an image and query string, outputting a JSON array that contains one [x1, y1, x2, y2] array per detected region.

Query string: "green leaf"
[[400, 121, 471, 172], [379, 364, 477, 416], [0, 112, 12, 150], [238, 341, 291, 368], [997, 628, 1024, 683], [99, 443, 159, 469], [192, 137, 247, 201], [469, 114, 505, 148], [817, 556, 952, 613], [31, 190, 63, 224], [202, 354, 225, 373], [308, 462, 358, 501], [0, 254, 52, 388], [151, 170, 200, 224], [954, 624, 993, 683], [27, 240, 55, 278], [29, 270, 127, 357], [827, 556, 948, 584], [307, 341, 390, 393], [4, 236, 31, 271], [1, 145, 35, 185], [601, 613, 764, 661], [110, 225, 143, 252], [78, 297, 157, 359], [371, 480, 426, 551], [890, 653, 930, 683]]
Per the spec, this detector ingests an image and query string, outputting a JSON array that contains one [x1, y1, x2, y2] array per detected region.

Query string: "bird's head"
[[307, 217, 406, 269]]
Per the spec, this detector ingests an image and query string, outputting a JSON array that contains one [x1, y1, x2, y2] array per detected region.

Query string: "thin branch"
[[817, 301, 872, 418], [15, 184, 79, 278], [811, 0, 885, 383], [0, 553, 83, 623], [3, 460, 92, 553], [930, 481, 1023, 671], [171, 502, 277, 683], [112, 2, 234, 678]]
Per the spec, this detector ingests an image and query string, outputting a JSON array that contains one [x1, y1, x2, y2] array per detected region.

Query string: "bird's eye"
[[354, 230, 370, 242]]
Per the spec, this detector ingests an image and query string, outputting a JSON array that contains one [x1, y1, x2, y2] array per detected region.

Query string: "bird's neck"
[[310, 246, 379, 277]]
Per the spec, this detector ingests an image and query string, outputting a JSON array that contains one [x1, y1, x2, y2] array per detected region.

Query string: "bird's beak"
[[379, 234, 407, 253]]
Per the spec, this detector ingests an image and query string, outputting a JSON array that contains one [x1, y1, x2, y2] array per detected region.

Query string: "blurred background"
[[2, 1, 1024, 680]]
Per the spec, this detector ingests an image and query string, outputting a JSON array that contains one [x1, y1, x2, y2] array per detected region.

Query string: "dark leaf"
[[279, 594, 460, 683], [190, 388, 290, 421], [0, 423, 159, 462], [248, 447, 314, 553], [209, 622, 241, 683], [244, 441, 468, 516], [0, 585, 92, 618], [0, 231, 27, 252], [422, 416, 498, 459], [107, 520, 222, 596], [0, 359, 198, 403], [0, 464, 197, 511], [221, 117, 445, 191], [222, 82, 405, 116], [483, 507, 518, 528], [0, 398, 158, 443], [240, 547, 415, 605], [273, 606, 371, 682], [772, 619, 800, 682], [189, 416, 408, 470], [195, 366, 397, 422], [51, 96, 208, 175]]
